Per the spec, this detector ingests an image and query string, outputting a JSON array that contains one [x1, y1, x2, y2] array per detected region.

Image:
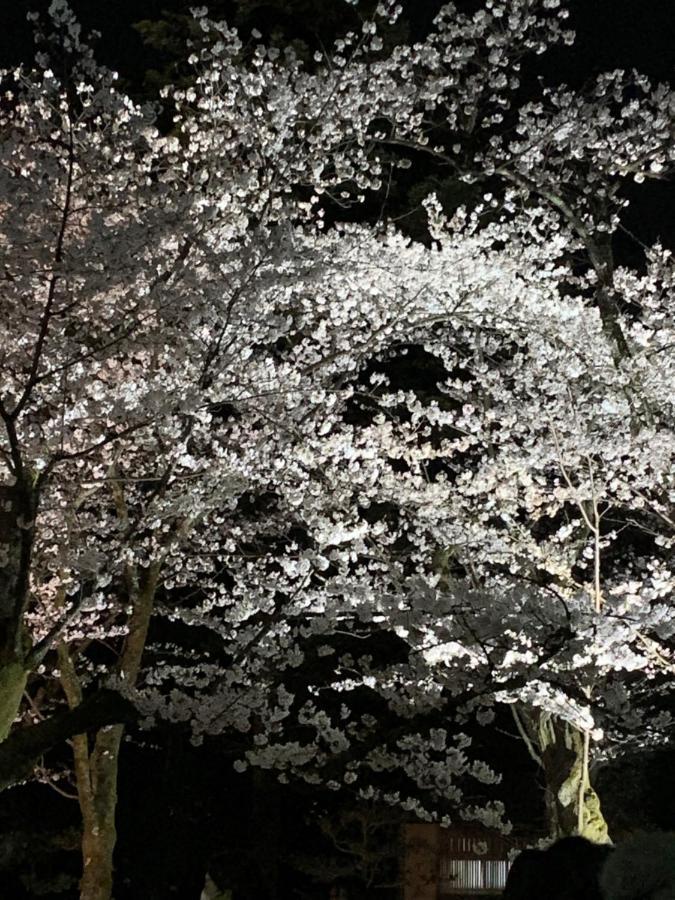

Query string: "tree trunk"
[[0, 658, 27, 741], [0, 478, 36, 744], [63, 561, 161, 900], [517, 708, 611, 843], [79, 725, 125, 900]]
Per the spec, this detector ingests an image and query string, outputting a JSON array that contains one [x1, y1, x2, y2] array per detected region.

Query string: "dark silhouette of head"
[[503, 836, 613, 900]]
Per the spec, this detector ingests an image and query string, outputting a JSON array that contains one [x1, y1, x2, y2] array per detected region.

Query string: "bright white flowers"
[[1, 0, 673, 826]]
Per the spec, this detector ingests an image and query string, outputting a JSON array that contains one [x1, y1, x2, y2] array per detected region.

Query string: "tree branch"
[[0, 689, 137, 792]]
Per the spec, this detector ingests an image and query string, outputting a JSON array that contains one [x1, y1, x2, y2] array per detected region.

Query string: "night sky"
[[3, 0, 670, 254], [1, 1, 673, 83]]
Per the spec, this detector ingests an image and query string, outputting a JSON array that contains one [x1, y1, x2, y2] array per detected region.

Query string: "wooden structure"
[[402, 823, 532, 900]]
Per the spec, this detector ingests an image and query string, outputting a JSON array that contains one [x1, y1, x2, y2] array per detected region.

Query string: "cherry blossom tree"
[[365, 3, 675, 838], [262, 0, 674, 841], [1, 1, 674, 897], [148, 0, 675, 844], [175, 201, 674, 841], [0, 3, 441, 894]]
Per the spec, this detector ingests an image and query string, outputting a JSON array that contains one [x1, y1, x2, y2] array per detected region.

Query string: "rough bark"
[[0, 659, 28, 742], [0, 478, 36, 744], [0, 475, 37, 638], [519, 708, 611, 843], [79, 724, 125, 900], [65, 561, 161, 900]]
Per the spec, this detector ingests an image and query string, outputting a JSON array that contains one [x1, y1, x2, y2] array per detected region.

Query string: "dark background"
[[1, 1, 674, 85]]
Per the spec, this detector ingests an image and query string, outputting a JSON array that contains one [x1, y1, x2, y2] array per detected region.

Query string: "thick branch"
[[0, 689, 137, 792]]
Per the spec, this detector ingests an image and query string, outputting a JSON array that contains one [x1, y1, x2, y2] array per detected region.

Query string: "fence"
[[403, 823, 534, 899]]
